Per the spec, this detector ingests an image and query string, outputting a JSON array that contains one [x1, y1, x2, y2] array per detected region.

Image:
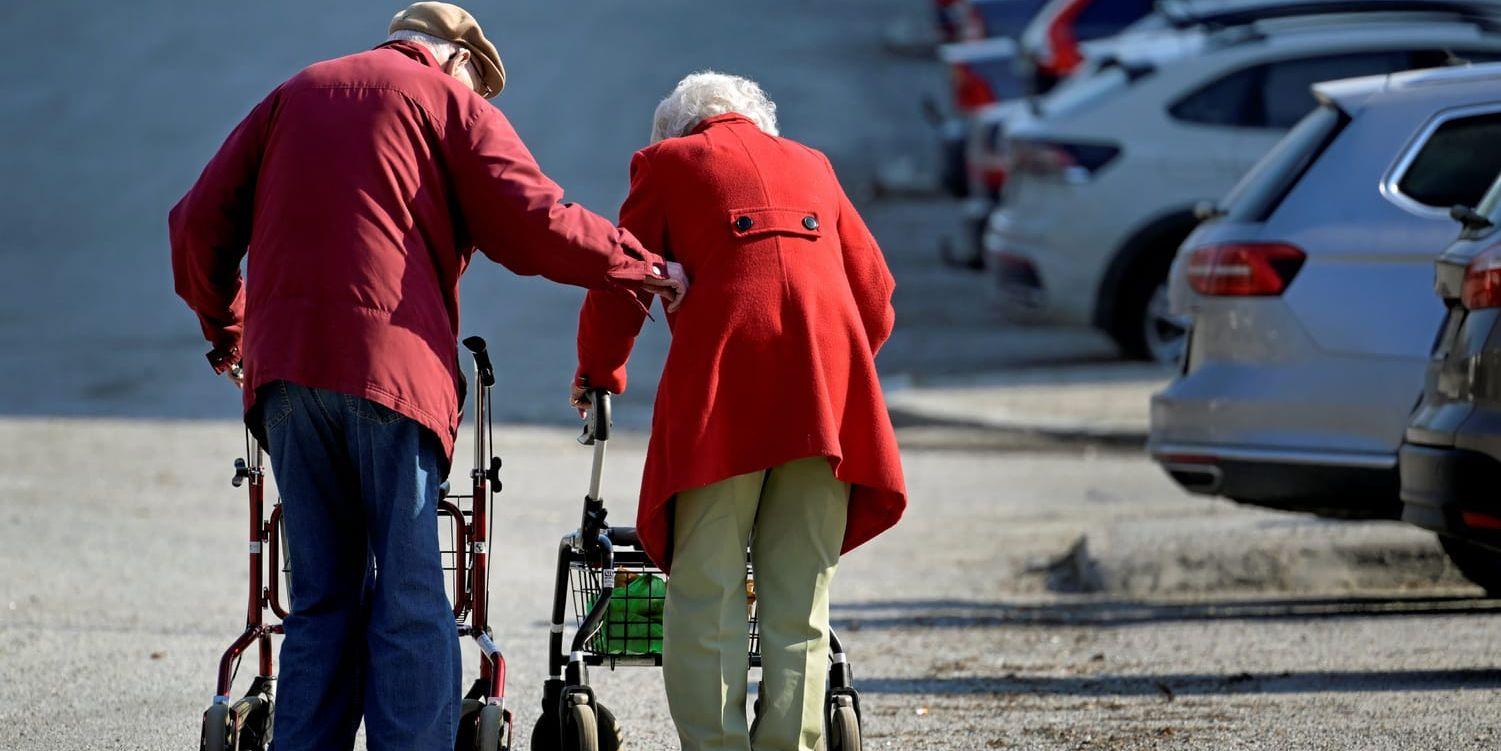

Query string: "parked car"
[[1016, 0, 1158, 93], [933, 0, 1051, 43], [1399, 164, 1501, 594], [987, 8, 1501, 361], [1150, 61, 1501, 567], [930, 0, 1149, 200], [942, 20, 1219, 267]]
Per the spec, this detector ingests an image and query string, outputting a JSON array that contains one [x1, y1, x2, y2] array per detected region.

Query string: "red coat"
[[576, 113, 906, 571], [170, 41, 663, 460]]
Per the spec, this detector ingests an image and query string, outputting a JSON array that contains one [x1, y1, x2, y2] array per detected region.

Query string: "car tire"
[[1110, 252, 1187, 364], [1438, 535, 1501, 596]]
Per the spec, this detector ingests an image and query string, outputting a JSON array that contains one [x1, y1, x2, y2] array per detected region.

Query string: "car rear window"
[[1075, 0, 1155, 39], [1221, 104, 1348, 222], [1170, 50, 1409, 129], [1394, 111, 1501, 211], [1475, 170, 1501, 219]]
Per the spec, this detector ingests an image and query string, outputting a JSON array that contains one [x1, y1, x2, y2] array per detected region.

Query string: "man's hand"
[[225, 362, 245, 390], [642, 261, 689, 313]]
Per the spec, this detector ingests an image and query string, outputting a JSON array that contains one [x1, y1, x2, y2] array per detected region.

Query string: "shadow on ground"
[[859, 668, 1501, 697], [833, 594, 1501, 630]]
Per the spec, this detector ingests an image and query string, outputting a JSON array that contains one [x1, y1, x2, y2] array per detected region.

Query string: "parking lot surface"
[[3, 419, 1500, 749]]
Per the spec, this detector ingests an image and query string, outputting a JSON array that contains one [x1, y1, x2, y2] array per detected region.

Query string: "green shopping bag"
[[592, 572, 666, 654]]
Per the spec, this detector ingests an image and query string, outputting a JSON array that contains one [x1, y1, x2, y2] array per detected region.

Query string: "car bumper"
[[1399, 441, 1501, 550], [983, 211, 1098, 326], [1151, 442, 1400, 518]]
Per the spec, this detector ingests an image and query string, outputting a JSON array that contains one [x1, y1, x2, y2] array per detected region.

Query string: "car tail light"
[[1005, 138, 1119, 182], [1037, 0, 1089, 76], [1462, 244, 1501, 309], [979, 165, 1007, 192], [970, 124, 1009, 194], [1461, 511, 1501, 530], [1185, 243, 1307, 297], [951, 62, 998, 112]]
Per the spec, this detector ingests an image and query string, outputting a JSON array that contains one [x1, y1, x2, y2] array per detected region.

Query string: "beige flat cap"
[[389, 2, 506, 97]]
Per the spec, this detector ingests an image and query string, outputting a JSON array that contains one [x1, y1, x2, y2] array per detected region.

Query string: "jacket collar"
[[375, 39, 440, 70], [691, 112, 755, 135]]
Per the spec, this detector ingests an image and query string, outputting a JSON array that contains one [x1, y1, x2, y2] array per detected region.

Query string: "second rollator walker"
[[531, 389, 865, 751], [198, 336, 515, 751]]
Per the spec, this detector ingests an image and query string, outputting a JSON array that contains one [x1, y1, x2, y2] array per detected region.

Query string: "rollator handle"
[[578, 389, 611, 446], [462, 336, 495, 388]]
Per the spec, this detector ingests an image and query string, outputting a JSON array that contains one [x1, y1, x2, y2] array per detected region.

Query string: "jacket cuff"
[[576, 366, 626, 395], [205, 342, 242, 374]]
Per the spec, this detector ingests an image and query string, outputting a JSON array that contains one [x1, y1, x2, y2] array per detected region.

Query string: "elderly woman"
[[572, 72, 906, 751]]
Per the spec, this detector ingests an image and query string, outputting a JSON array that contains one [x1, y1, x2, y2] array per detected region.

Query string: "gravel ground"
[[2, 418, 1499, 750]]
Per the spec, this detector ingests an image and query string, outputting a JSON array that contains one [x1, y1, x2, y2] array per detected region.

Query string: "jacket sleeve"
[[168, 93, 275, 367], [828, 158, 896, 356], [444, 105, 665, 292], [574, 151, 665, 394]]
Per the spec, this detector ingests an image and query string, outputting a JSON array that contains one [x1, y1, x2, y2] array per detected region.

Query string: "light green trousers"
[[663, 456, 850, 751]]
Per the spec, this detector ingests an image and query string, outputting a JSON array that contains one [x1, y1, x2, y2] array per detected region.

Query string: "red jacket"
[[170, 41, 663, 460], [576, 114, 906, 570]]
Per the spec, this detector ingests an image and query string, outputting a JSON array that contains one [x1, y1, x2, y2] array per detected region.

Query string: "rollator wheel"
[[200, 703, 232, 751], [593, 701, 622, 751], [563, 695, 598, 751], [750, 680, 766, 737], [233, 693, 274, 751], [476, 703, 509, 751], [534, 695, 621, 751], [826, 695, 862, 751]]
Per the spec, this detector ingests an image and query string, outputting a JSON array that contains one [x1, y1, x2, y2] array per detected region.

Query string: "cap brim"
[[467, 46, 505, 98]]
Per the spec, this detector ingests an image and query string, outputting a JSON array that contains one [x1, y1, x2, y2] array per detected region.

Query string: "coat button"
[[735, 216, 754, 232], [802, 216, 819, 231]]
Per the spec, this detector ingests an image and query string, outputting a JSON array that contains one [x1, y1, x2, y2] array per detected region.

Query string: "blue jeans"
[[259, 381, 460, 751]]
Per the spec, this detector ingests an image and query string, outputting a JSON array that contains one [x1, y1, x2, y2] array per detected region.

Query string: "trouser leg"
[[749, 457, 849, 751], [664, 471, 762, 751], [344, 397, 461, 751], [263, 382, 370, 751]]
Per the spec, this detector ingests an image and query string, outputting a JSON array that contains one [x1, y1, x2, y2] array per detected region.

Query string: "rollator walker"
[[199, 336, 515, 750], [530, 389, 865, 751]]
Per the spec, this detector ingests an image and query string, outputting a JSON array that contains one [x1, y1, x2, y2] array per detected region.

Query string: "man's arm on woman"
[[575, 150, 668, 393]]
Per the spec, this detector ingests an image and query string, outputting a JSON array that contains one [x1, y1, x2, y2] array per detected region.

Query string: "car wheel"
[[1438, 535, 1501, 596], [1143, 281, 1190, 364], [1112, 262, 1188, 365]]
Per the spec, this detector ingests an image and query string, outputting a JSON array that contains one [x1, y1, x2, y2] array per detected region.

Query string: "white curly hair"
[[650, 71, 779, 144]]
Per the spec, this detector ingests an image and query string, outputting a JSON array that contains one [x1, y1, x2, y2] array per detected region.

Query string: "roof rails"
[[1159, 0, 1501, 29]]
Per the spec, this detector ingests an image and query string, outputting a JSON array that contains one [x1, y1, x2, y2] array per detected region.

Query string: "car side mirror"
[[1451, 204, 1493, 231]]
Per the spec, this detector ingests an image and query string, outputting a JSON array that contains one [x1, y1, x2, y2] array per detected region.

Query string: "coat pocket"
[[727, 207, 823, 241]]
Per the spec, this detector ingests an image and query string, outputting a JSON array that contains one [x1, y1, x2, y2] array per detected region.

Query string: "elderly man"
[[169, 3, 684, 749]]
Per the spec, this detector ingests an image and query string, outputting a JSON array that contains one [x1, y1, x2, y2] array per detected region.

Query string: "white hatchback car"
[[986, 9, 1501, 361]]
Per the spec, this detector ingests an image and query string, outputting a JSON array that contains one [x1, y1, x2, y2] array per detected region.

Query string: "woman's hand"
[[642, 261, 689, 313], [570, 377, 590, 418]]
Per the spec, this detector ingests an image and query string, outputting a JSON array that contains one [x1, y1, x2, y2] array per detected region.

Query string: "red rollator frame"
[[199, 336, 514, 751]]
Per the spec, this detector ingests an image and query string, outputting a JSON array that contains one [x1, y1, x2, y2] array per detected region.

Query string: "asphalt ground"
[[2, 419, 1499, 750]]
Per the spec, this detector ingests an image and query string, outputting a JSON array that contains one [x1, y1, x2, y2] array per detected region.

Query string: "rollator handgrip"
[[579, 389, 611, 445], [462, 336, 496, 388]]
